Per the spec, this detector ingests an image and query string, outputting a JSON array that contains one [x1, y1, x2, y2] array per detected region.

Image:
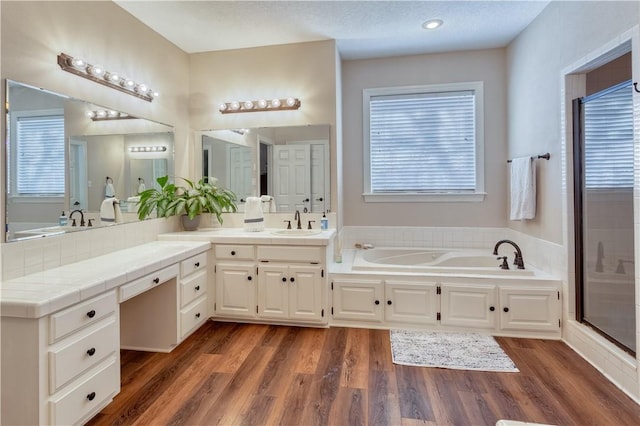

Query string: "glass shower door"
[[576, 80, 636, 354]]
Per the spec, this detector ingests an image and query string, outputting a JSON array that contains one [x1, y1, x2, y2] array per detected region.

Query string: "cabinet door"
[[385, 280, 439, 325], [499, 287, 559, 332], [215, 262, 256, 318], [289, 265, 323, 322], [440, 284, 497, 329], [332, 278, 384, 322], [257, 264, 289, 319]]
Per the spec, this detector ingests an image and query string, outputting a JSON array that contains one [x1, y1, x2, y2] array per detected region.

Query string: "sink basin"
[[271, 229, 322, 236]]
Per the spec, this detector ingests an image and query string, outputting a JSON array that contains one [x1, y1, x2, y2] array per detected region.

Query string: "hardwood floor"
[[87, 320, 640, 426]]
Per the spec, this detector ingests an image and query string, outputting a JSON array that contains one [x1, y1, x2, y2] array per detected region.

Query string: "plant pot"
[[181, 214, 201, 231]]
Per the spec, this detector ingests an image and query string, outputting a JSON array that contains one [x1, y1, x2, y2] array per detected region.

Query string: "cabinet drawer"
[[257, 246, 322, 263], [49, 357, 119, 426], [181, 270, 207, 307], [215, 244, 255, 260], [119, 264, 179, 302], [181, 252, 207, 277], [49, 316, 118, 394], [49, 291, 117, 344], [180, 296, 207, 338]]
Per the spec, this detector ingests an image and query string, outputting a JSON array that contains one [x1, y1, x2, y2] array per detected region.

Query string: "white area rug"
[[390, 330, 519, 372]]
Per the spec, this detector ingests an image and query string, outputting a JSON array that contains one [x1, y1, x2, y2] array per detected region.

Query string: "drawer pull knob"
[[86, 347, 96, 356], [489, 306, 495, 312], [231, 250, 236, 256], [374, 300, 380, 305], [195, 312, 201, 318], [87, 392, 96, 401], [86, 310, 96, 318], [290, 277, 295, 283], [503, 307, 509, 313], [153, 277, 160, 284], [387, 300, 392, 305], [195, 262, 200, 267], [195, 285, 200, 291], [282, 277, 287, 282], [247, 276, 252, 281]]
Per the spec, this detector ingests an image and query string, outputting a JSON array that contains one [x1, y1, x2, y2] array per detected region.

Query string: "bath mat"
[[390, 330, 519, 372]]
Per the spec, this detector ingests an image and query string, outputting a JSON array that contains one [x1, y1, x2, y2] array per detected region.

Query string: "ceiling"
[[114, 0, 551, 60]]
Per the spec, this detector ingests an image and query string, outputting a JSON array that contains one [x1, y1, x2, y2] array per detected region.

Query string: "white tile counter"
[[0, 240, 211, 318], [158, 227, 336, 246]]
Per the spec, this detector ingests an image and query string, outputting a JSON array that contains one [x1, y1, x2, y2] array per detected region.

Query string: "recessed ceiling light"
[[422, 19, 443, 30]]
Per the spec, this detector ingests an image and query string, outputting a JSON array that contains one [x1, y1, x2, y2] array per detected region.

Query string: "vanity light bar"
[[87, 110, 137, 121], [129, 146, 167, 152], [57, 53, 159, 102], [218, 97, 301, 114]]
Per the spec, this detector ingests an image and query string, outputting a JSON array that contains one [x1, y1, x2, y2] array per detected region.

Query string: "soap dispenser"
[[59, 211, 68, 226], [320, 211, 328, 230]]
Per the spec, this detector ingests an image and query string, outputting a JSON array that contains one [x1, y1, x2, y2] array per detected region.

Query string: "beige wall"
[[189, 40, 340, 214], [341, 48, 508, 227], [0, 1, 190, 236], [506, 1, 640, 244]]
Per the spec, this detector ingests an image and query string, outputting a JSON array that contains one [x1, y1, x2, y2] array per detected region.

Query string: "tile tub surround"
[[340, 226, 565, 277], [0, 240, 211, 318]]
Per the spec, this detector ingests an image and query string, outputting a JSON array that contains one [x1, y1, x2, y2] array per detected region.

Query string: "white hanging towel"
[[260, 195, 276, 213], [100, 198, 116, 223], [105, 181, 116, 198], [509, 156, 536, 220], [100, 198, 123, 224], [244, 196, 264, 232]]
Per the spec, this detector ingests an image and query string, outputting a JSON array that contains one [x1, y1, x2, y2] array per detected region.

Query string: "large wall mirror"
[[5, 80, 175, 242], [200, 125, 330, 213]]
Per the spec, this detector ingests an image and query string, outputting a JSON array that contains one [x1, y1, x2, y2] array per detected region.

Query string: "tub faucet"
[[294, 210, 302, 230], [493, 239, 525, 269], [69, 209, 85, 227]]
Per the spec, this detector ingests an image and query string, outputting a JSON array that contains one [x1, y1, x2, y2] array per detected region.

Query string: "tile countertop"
[[157, 227, 336, 246], [0, 240, 211, 319]]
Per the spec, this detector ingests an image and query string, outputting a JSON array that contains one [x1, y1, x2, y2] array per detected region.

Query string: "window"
[[583, 80, 633, 189], [363, 82, 484, 202], [10, 110, 65, 196]]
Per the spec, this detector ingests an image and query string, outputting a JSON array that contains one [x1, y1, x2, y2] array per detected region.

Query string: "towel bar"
[[507, 153, 550, 163]]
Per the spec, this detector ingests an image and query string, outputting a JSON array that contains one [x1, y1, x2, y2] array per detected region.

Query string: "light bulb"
[[230, 101, 240, 110], [135, 84, 149, 94], [122, 78, 135, 89], [151, 90, 160, 98], [108, 110, 119, 118], [244, 100, 254, 110], [422, 19, 443, 30], [105, 72, 120, 83], [69, 57, 86, 69], [271, 98, 281, 108], [257, 99, 267, 108], [286, 97, 297, 107], [96, 110, 107, 118], [218, 103, 228, 112], [86, 111, 96, 118], [87, 64, 105, 77]]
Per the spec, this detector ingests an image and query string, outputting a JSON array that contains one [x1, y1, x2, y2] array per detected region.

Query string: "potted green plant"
[[137, 175, 237, 230]]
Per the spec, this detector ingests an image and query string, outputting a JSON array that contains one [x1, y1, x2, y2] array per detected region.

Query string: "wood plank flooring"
[[87, 321, 640, 426]]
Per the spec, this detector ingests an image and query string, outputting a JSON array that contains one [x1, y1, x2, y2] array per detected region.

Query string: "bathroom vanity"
[[0, 241, 211, 426]]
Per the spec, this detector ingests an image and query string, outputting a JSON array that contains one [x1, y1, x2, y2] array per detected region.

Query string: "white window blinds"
[[16, 115, 65, 195], [583, 81, 633, 189], [369, 90, 476, 193]]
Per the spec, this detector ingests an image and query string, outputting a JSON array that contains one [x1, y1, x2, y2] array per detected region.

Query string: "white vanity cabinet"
[[1, 290, 120, 426], [385, 279, 439, 325], [331, 278, 384, 322], [498, 287, 560, 332], [214, 244, 257, 318], [440, 283, 498, 329], [212, 243, 330, 325], [1, 241, 212, 426]]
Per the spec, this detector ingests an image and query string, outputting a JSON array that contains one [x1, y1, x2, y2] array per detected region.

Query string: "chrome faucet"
[[493, 239, 525, 269], [294, 210, 302, 230], [69, 209, 85, 227]]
